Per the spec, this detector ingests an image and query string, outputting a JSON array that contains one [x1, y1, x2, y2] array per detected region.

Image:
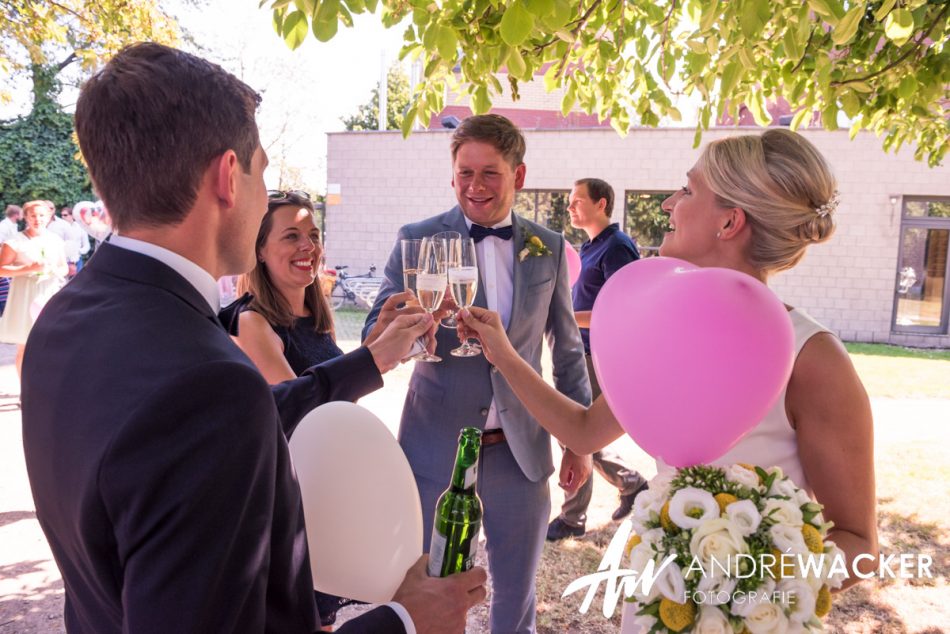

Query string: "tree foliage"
[[0, 102, 92, 210], [1, 0, 180, 108], [262, 0, 950, 166], [342, 64, 412, 130]]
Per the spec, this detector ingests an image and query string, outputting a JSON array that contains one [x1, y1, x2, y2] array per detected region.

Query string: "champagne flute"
[[448, 237, 481, 357], [401, 238, 429, 361], [414, 237, 448, 362], [430, 231, 462, 329]]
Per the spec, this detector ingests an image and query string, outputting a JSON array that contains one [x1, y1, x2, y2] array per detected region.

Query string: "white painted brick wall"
[[326, 127, 950, 347]]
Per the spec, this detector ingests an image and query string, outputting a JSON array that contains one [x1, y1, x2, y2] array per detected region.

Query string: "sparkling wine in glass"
[[448, 238, 481, 357], [430, 231, 462, 329], [414, 237, 447, 362]]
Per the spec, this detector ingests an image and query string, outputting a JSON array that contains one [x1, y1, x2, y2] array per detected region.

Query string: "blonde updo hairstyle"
[[699, 128, 837, 275]]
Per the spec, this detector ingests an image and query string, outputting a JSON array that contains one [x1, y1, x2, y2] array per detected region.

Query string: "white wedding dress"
[[619, 308, 829, 632]]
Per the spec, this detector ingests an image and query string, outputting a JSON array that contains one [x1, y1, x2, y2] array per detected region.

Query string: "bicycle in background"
[[323, 264, 383, 309]]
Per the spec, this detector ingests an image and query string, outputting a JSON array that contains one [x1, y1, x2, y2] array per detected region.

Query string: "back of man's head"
[[575, 178, 614, 216], [450, 114, 526, 168], [75, 42, 262, 233], [5, 204, 22, 220]]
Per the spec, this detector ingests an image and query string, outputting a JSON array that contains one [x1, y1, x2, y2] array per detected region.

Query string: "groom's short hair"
[[74, 42, 262, 233], [450, 114, 526, 169]]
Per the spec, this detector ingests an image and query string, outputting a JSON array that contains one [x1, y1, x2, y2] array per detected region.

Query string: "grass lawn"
[[335, 308, 949, 632]]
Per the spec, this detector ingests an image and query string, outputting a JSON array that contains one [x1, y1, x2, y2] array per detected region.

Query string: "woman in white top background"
[[0, 200, 68, 381], [458, 129, 878, 596]]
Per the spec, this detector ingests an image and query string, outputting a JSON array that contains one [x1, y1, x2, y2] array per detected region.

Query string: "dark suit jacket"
[[22, 243, 404, 633]]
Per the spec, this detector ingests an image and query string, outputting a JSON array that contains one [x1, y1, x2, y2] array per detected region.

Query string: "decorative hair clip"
[[815, 191, 839, 218]]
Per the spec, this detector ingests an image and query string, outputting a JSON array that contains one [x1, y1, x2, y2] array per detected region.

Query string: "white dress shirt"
[[108, 235, 219, 312], [0, 218, 18, 244], [465, 212, 514, 431]]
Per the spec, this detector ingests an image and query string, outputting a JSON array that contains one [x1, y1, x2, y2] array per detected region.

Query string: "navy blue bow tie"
[[469, 224, 513, 243]]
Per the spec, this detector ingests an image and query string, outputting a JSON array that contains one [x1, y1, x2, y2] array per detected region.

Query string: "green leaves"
[[500, 1, 534, 47], [282, 10, 309, 49], [884, 9, 914, 46], [259, 0, 950, 166], [832, 4, 864, 45]]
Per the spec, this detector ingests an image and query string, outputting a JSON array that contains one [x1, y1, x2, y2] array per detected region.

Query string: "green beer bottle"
[[428, 427, 483, 577]]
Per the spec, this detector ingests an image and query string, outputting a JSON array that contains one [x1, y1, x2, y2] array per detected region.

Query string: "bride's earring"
[[716, 231, 721, 238]]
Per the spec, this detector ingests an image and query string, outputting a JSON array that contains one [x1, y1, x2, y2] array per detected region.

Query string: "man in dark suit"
[[21, 43, 485, 634]]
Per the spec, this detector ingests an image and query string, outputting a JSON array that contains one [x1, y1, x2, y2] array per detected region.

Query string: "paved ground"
[[2, 337, 949, 633]]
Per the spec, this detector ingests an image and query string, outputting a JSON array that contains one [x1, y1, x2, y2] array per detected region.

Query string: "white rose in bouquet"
[[669, 487, 720, 529], [695, 573, 738, 606], [655, 561, 686, 603], [725, 499, 762, 536], [627, 543, 662, 604], [769, 524, 809, 558], [630, 489, 665, 533], [731, 578, 775, 617], [743, 601, 790, 634], [690, 518, 749, 572], [695, 606, 735, 634], [777, 578, 817, 624], [724, 464, 761, 490], [763, 498, 804, 528], [768, 476, 800, 500]]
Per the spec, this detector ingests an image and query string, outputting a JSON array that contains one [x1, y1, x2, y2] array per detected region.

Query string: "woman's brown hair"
[[237, 192, 334, 336]]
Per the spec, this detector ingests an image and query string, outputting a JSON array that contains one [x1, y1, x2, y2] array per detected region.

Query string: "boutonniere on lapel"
[[518, 231, 553, 262]]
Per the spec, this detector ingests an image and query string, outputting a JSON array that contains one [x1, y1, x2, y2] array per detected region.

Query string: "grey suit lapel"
[[509, 213, 527, 332]]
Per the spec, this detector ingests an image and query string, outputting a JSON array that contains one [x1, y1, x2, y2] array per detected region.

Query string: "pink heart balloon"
[[565, 243, 582, 287], [590, 257, 795, 467]]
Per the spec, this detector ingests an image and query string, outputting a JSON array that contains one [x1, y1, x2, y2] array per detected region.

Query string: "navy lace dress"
[[246, 310, 354, 627]]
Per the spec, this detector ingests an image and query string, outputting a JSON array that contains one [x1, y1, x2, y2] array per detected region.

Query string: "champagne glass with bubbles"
[[430, 231, 462, 329], [409, 237, 448, 362], [448, 237, 481, 357]]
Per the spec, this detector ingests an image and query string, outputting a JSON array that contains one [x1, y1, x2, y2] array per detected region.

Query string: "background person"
[[0, 199, 68, 380], [364, 114, 590, 634], [459, 129, 878, 602], [546, 178, 649, 542]]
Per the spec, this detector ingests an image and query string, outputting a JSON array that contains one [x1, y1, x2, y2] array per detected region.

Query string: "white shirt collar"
[[108, 235, 220, 312], [464, 210, 513, 230]]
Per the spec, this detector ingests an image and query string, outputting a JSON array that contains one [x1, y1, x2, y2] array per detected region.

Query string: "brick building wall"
[[326, 127, 950, 347]]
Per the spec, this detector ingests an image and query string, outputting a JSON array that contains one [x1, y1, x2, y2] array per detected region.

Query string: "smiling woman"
[[233, 190, 339, 385]]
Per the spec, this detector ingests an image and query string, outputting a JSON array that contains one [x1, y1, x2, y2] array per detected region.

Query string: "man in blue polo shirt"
[[547, 178, 650, 541]]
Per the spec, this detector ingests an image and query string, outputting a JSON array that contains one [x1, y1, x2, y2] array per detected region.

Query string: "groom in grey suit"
[[364, 114, 591, 632]]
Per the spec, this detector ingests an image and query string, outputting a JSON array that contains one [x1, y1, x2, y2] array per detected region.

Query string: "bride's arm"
[[788, 332, 878, 591], [459, 307, 624, 454]]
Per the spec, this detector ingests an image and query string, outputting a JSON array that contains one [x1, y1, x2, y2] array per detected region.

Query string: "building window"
[[893, 197, 950, 334], [624, 191, 673, 257], [513, 190, 586, 246]]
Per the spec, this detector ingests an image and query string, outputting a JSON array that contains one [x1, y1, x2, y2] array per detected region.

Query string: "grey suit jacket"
[[364, 206, 590, 484]]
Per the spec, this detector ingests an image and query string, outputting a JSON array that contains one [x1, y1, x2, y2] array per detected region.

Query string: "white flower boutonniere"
[[518, 232, 553, 262]]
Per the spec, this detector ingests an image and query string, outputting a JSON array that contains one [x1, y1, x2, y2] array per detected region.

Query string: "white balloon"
[[289, 401, 423, 604]]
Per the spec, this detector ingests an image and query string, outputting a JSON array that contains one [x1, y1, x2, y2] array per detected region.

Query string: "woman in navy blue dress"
[[233, 190, 351, 630]]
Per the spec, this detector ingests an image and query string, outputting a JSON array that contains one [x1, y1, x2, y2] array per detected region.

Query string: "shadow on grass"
[[537, 524, 624, 634], [827, 507, 948, 633], [0, 561, 63, 633]]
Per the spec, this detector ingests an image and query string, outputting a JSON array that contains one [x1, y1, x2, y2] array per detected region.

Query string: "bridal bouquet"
[[624, 464, 847, 633]]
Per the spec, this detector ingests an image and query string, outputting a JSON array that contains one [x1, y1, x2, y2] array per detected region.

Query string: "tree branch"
[[55, 51, 77, 73], [790, 28, 815, 74], [831, 3, 949, 87], [555, 0, 605, 80]]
